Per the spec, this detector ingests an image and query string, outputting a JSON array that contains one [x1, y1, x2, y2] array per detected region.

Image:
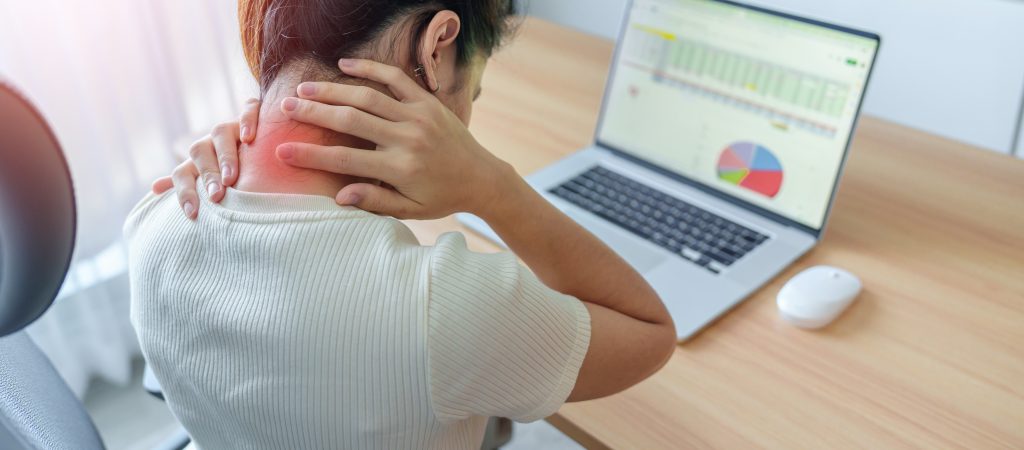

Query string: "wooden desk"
[[406, 19, 1024, 449]]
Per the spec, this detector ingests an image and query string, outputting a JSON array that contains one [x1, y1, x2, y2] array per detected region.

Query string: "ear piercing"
[[414, 64, 440, 93]]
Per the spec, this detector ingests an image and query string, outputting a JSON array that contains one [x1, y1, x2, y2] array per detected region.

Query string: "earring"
[[414, 64, 440, 93]]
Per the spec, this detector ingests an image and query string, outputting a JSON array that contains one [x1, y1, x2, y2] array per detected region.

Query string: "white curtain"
[[0, 0, 256, 397]]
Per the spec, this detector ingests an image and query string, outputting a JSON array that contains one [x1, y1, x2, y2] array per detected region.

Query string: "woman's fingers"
[[209, 122, 241, 187], [336, 183, 422, 219], [170, 161, 200, 220], [239, 98, 261, 144], [281, 97, 399, 144], [337, 59, 428, 102], [188, 138, 226, 203], [277, 143, 396, 182], [297, 82, 408, 122], [152, 176, 173, 194]]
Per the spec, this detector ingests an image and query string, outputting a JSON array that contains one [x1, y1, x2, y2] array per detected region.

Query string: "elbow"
[[637, 318, 678, 379], [566, 323, 677, 403], [651, 322, 677, 373], [608, 324, 677, 397], [649, 299, 677, 372]]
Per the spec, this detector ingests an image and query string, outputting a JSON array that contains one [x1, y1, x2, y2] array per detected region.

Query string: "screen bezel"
[[594, 0, 882, 238]]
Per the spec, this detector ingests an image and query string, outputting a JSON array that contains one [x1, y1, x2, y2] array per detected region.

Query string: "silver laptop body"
[[460, 0, 881, 340]]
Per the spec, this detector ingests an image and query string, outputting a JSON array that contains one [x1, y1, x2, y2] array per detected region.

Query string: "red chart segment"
[[716, 142, 784, 198]]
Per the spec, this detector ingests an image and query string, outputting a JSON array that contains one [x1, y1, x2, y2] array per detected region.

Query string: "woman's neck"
[[234, 91, 374, 199]]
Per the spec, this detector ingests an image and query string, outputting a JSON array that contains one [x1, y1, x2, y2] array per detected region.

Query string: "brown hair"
[[238, 0, 517, 94]]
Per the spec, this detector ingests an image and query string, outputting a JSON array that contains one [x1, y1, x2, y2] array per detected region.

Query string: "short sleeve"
[[425, 233, 591, 423]]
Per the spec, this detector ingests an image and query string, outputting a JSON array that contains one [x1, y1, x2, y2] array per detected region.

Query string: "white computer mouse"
[[777, 265, 862, 329]]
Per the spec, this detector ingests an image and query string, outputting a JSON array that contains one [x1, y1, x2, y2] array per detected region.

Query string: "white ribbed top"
[[124, 186, 590, 450]]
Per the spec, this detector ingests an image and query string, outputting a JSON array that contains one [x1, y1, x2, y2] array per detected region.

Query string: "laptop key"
[[682, 248, 702, 261], [708, 261, 726, 274], [707, 250, 734, 264]]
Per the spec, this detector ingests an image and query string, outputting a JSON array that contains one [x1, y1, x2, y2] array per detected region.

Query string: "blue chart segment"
[[717, 142, 784, 198]]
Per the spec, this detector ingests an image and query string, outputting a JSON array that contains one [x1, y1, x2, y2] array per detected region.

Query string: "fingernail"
[[277, 145, 294, 160], [340, 193, 362, 205], [299, 83, 316, 96], [282, 97, 299, 112], [207, 182, 221, 197], [221, 164, 233, 181], [339, 58, 355, 68], [240, 126, 250, 141], [184, 201, 196, 219]]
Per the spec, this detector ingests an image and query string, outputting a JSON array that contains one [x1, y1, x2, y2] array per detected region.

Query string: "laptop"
[[458, 0, 881, 340]]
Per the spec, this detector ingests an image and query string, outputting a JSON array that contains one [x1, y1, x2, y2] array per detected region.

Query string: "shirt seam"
[[423, 242, 451, 424]]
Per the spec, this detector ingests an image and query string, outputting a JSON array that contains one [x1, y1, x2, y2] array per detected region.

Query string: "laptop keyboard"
[[549, 166, 770, 275]]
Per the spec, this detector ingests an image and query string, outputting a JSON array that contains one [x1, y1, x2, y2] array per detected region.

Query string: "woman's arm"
[[480, 173, 677, 401], [276, 59, 677, 401]]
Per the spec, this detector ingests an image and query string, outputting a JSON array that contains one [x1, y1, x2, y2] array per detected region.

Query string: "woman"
[[131, 1, 676, 448]]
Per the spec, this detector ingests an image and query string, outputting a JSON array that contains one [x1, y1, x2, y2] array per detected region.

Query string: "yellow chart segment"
[[632, 24, 677, 41]]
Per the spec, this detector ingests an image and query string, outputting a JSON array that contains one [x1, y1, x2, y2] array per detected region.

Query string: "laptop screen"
[[597, 0, 879, 230]]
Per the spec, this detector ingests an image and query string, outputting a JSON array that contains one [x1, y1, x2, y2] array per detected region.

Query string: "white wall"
[[523, 0, 1024, 155]]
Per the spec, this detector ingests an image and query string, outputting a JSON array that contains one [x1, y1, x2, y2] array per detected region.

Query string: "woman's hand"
[[152, 99, 262, 219], [275, 59, 516, 220]]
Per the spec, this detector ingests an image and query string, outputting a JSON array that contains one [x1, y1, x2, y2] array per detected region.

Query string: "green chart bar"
[[632, 28, 850, 118]]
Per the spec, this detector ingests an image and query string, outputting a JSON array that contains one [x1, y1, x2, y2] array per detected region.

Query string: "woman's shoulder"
[[424, 232, 530, 301], [426, 232, 515, 272], [123, 190, 175, 240]]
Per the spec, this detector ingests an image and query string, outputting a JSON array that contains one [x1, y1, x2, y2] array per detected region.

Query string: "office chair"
[[0, 81, 103, 449]]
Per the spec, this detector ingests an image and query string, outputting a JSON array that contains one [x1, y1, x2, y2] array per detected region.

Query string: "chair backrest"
[[0, 81, 76, 336], [0, 81, 102, 450]]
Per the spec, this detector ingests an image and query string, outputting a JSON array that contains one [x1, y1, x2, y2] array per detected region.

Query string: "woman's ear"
[[418, 10, 461, 93]]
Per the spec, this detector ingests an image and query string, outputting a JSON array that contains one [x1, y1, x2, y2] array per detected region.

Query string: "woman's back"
[[129, 2, 678, 447], [126, 185, 590, 449]]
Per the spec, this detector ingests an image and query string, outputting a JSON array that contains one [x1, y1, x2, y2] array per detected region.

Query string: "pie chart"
[[717, 142, 784, 198]]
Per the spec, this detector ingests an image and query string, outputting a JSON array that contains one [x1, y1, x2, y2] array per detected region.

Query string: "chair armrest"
[[143, 364, 165, 400]]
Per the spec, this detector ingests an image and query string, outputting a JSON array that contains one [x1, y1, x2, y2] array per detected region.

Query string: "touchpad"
[[564, 209, 667, 274]]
